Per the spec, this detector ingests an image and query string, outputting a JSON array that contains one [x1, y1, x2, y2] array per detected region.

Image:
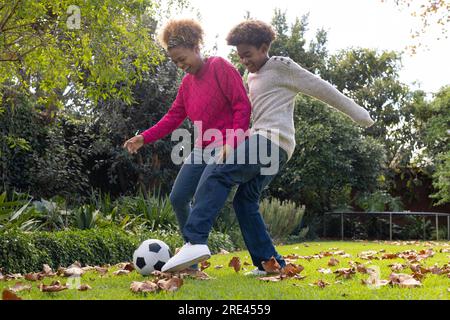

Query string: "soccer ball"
[[133, 239, 172, 275]]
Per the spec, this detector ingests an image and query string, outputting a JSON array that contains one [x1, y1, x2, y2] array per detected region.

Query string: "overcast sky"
[[162, 0, 449, 94]]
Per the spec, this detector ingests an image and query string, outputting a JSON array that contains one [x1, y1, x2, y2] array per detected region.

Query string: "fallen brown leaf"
[[261, 257, 281, 274], [39, 281, 69, 292], [9, 282, 32, 293], [293, 274, 307, 280], [24, 273, 44, 281], [157, 277, 183, 292], [151, 270, 174, 279], [123, 263, 135, 272], [94, 266, 108, 276], [382, 253, 398, 260], [214, 265, 223, 269], [356, 263, 368, 274], [113, 270, 130, 276], [429, 264, 443, 275], [358, 251, 379, 260], [228, 257, 241, 273], [81, 266, 95, 272], [178, 269, 212, 280], [389, 263, 406, 272], [281, 263, 304, 277], [389, 273, 422, 288], [4, 274, 23, 281], [2, 289, 22, 300], [219, 249, 230, 255], [410, 264, 430, 274], [334, 268, 356, 279], [130, 281, 159, 293], [309, 280, 330, 288], [361, 278, 390, 288], [412, 272, 426, 281], [200, 260, 211, 271], [77, 284, 92, 291], [63, 265, 85, 277], [259, 275, 282, 282], [328, 258, 340, 267], [284, 254, 300, 260], [42, 264, 55, 276]]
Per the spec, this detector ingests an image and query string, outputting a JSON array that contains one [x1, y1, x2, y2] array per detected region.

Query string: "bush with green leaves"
[[355, 190, 404, 212], [0, 227, 235, 274], [259, 198, 305, 243]]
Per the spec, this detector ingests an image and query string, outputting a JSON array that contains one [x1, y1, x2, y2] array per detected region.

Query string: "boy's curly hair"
[[226, 20, 276, 48], [160, 19, 204, 50]]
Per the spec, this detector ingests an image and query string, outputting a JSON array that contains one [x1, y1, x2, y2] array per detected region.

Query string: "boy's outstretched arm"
[[287, 59, 375, 128]]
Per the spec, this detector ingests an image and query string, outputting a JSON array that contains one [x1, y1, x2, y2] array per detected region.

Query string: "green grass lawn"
[[2, 241, 450, 300]]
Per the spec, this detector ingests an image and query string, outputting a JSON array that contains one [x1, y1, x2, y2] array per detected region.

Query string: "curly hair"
[[226, 20, 276, 48], [159, 19, 204, 50]]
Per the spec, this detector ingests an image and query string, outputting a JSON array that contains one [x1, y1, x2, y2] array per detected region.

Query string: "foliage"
[[0, 191, 32, 229], [431, 151, 450, 205], [412, 86, 450, 205], [398, 215, 433, 240], [1, 56, 184, 200], [270, 10, 328, 75], [259, 198, 305, 243], [113, 191, 178, 232], [0, 0, 169, 108], [355, 190, 404, 212], [74, 204, 99, 230], [324, 48, 413, 169], [0, 226, 235, 274]]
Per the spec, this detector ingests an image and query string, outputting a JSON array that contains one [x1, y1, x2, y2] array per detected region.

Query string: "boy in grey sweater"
[[162, 20, 374, 274]]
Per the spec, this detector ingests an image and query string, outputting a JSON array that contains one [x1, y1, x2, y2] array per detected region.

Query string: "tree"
[[0, 0, 185, 110], [324, 48, 412, 169], [270, 10, 328, 75], [414, 86, 450, 205]]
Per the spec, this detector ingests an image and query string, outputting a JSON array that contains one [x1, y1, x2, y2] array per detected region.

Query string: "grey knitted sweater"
[[247, 56, 375, 160]]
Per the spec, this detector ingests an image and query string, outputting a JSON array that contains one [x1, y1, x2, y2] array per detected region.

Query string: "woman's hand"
[[123, 135, 144, 154]]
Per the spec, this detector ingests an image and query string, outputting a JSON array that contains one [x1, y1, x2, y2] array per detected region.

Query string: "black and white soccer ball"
[[133, 239, 172, 275]]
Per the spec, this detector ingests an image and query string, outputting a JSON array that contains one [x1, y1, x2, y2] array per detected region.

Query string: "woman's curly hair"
[[160, 19, 204, 50], [226, 20, 276, 48]]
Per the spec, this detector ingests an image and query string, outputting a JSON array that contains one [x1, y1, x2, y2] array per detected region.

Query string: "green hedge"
[[0, 227, 235, 274]]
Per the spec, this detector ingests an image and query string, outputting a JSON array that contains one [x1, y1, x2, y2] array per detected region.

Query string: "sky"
[[162, 0, 450, 94]]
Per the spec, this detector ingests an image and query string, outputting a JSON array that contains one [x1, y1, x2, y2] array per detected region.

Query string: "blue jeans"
[[169, 148, 216, 243], [184, 134, 288, 270]]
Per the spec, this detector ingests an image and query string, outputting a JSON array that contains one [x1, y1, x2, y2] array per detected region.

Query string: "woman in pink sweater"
[[123, 19, 251, 257]]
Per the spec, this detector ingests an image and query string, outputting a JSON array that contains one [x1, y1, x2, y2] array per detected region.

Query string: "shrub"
[[259, 198, 305, 243], [0, 227, 235, 274]]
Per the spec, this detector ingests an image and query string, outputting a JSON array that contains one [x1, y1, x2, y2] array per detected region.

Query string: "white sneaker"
[[244, 268, 267, 276], [161, 243, 211, 273]]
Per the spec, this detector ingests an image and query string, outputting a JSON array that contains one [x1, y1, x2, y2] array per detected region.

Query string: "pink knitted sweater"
[[141, 57, 251, 149]]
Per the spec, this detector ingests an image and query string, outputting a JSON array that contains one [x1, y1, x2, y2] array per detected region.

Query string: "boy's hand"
[[123, 135, 144, 154]]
